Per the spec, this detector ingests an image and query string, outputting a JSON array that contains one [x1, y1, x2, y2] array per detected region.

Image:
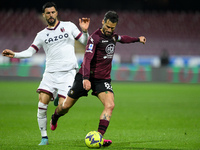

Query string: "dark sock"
[[51, 110, 63, 125], [42, 136, 48, 139], [98, 119, 109, 136]]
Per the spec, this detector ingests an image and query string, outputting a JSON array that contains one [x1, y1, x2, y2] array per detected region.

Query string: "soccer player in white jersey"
[[2, 2, 90, 145]]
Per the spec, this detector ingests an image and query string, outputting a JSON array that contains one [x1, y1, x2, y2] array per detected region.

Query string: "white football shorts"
[[37, 69, 76, 100]]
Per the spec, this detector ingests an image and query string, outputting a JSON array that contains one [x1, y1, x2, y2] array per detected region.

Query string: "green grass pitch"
[[0, 81, 200, 150]]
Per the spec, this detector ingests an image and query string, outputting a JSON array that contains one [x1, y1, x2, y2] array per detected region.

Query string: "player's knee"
[[105, 101, 115, 111], [110, 103, 115, 111]]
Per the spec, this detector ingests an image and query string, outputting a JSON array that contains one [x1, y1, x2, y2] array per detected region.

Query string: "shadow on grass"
[[110, 141, 183, 150], [36, 139, 184, 150], [59, 139, 184, 150]]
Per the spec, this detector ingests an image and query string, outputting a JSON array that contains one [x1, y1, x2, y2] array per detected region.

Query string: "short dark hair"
[[42, 2, 57, 13], [104, 11, 119, 23]]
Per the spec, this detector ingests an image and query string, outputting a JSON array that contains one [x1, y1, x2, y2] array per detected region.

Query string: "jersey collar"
[[46, 21, 60, 30]]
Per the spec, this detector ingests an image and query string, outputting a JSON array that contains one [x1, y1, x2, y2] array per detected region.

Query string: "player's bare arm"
[[139, 36, 146, 44], [2, 49, 15, 58], [79, 18, 90, 32], [83, 79, 91, 91]]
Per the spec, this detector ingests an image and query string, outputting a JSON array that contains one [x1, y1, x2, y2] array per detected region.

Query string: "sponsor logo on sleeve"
[[86, 44, 93, 53]]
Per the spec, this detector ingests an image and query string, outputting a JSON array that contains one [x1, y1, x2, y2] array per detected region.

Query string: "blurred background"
[[0, 0, 200, 83]]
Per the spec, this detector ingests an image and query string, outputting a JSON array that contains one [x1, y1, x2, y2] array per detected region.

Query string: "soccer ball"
[[85, 131, 104, 148]]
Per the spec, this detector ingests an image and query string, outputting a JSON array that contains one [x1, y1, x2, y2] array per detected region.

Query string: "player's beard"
[[47, 17, 56, 26], [102, 28, 112, 37]]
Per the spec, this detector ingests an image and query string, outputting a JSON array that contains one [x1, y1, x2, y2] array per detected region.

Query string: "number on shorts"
[[104, 82, 113, 91]]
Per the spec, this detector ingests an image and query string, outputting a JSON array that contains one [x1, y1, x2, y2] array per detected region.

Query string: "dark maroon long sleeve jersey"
[[79, 28, 139, 80]]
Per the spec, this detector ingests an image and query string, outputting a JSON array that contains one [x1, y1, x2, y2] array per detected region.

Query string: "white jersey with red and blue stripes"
[[15, 21, 88, 72]]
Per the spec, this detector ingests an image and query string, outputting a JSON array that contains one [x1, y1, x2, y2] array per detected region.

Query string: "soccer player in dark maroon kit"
[[50, 10, 146, 147]]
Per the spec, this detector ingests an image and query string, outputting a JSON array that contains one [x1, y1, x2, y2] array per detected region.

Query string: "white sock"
[[37, 101, 48, 137]]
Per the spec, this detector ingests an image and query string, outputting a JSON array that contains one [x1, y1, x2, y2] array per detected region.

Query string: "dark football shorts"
[[68, 73, 114, 99]]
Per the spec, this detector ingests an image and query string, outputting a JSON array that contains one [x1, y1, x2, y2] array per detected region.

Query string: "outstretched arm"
[[2, 47, 36, 59], [138, 36, 146, 44], [2, 49, 15, 58], [118, 35, 146, 44]]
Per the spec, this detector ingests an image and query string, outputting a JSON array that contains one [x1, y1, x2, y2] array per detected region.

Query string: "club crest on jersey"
[[60, 27, 65, 32], [105, 43, 115, 54], [103, 43, 115, 59]]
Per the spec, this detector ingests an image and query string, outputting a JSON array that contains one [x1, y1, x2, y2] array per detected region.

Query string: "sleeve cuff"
[[83, 76, 89, 80]]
